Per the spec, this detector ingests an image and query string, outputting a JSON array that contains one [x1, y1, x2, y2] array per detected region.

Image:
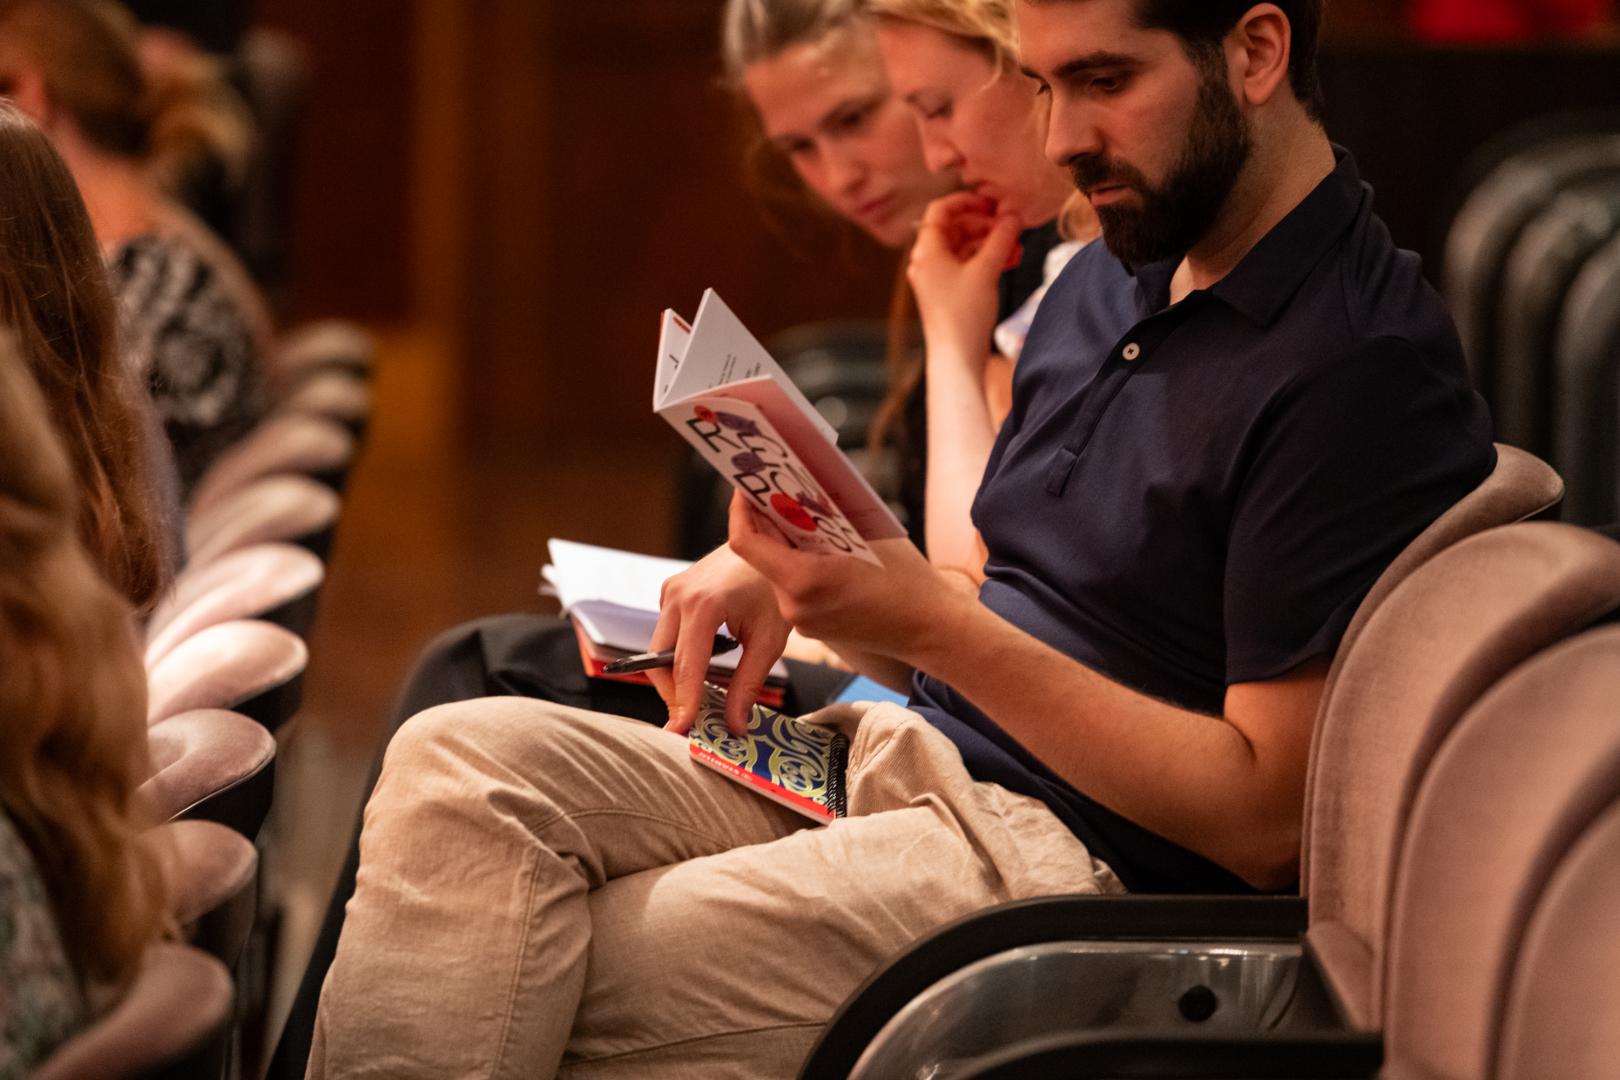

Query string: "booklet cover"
[[653, 291, 906, 566], [688, 684, 849, 823]]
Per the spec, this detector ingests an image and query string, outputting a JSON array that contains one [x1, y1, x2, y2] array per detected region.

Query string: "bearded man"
[[309, 3, 1494, 1078]]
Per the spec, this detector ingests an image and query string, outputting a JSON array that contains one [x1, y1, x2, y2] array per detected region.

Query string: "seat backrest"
[[1554, 229, 1620, 524], [1493, 178, 1620, 454], [1496, 797, 1620, 1080], [269, 319, 375, 392], [142, 709, 277, 840], [1379, 626, 1620, 1078], [1302, 524, 1620, 1028], [188, 413, 356, 515], [146, 619, 308, 730], [185, 474, 341, 566], [1302, 447, 1564, 877], [155, 819, 259, 970], [31, 942, 232, 1080], [145, 543, 324, 666], [1443, 135, 1620, 392]]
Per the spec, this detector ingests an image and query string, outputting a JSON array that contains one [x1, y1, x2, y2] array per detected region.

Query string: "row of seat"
[[802, 449, 1620, 1078], [30, 322, 375, 1079], [1445, 114, 1620, 524]]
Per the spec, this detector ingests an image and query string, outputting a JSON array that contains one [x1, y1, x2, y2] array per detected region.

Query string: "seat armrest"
[[800, 894, 1307, 1080]]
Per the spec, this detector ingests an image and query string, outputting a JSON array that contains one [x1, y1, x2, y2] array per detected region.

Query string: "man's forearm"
[[898, 589, 1315, 888]]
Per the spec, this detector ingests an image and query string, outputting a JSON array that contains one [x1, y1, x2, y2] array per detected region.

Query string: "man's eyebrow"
[[1021, 50, 1138, 82]]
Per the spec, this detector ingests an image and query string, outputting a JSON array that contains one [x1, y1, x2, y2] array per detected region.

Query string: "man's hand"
[[726, 492, 954, 662], [649, 544, 789, 736]]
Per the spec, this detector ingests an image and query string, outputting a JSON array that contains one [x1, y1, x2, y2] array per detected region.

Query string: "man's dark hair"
[[1134, 1, 1325, 120]]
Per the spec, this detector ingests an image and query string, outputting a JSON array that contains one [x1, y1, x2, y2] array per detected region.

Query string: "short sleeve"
[[1224, 336, 1494, 685]]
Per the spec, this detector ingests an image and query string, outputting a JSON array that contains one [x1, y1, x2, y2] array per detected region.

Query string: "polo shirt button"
[[1122, 342, 1142, 361]]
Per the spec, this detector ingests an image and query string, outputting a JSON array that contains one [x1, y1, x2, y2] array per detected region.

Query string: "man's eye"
[[922, 100, 953, 121], [1091, 75, 1126, 95]]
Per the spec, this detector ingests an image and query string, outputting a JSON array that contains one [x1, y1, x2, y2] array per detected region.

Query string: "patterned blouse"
[[0, 812, 86, 1078], [111, 224, 267, 497]]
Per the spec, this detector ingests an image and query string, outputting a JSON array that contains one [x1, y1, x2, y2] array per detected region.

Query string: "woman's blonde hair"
[[0, 328, 166, 990], [720, 0, 868, 85], [860, 0, 1019, 68], [0, 99, 171, 613]]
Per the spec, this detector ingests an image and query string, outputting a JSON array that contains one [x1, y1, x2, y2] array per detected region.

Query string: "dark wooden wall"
[[252, 0, 414, 322], [450, 1, 900, 452]]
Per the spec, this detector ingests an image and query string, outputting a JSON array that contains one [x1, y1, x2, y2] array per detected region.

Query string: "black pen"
[[602, 634, 741, 675]]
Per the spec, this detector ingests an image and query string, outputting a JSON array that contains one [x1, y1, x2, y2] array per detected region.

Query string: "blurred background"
[[155, 0, 1618, 1055]]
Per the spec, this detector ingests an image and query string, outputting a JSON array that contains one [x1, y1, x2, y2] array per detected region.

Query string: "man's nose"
[[1045, 98, 1103, 168]]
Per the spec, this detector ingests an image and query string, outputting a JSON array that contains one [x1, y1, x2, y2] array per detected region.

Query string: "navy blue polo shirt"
[[909, 149, 1495, 894]]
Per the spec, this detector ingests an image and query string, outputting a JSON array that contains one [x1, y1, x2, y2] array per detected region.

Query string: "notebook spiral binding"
[[828, 735, 850, 818]]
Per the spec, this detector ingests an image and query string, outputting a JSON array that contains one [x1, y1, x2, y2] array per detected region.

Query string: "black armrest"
[[799, 894, 1308, 1080], [960, 1029, 1382, 1079]]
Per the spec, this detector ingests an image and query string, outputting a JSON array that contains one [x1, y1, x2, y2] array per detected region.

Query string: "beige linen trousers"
[[308, 697, 1120, 1079]]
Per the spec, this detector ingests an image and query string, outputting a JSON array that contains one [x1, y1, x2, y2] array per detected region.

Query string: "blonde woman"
[[863, 0, 1099, 580], [0, 331, 167, 1073]]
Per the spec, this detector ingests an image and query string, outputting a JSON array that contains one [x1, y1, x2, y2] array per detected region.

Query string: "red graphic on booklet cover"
[[770, 493, 818, 532]]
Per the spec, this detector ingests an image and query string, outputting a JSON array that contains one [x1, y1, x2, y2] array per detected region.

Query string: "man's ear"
[[1226, 4, 1292, 109], [1, 65, 54, 128]]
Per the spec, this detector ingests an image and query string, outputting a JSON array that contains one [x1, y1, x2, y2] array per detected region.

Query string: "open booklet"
[[541, 539, 788, 705], [654, 290, 906, 566], [688, 683, 848, 824]]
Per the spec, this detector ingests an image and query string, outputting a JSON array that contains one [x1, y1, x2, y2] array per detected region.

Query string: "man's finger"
[[723, 625, 788, 735], [647, 604, 681, 709], [727, 492, 797, 583], [665, 608, 723, 735]]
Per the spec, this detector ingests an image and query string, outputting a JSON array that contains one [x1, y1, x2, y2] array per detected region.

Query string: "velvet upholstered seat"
[[30, 943, 232, 1080], [145, 543, 324, 666]]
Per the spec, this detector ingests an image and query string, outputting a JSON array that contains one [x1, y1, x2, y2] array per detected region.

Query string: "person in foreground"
[[0, 333, 168, 1074], [309, 1, 1493, 1076]]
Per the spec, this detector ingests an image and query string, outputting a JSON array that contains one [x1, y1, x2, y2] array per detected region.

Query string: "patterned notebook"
[[688, 684, 849, 823]]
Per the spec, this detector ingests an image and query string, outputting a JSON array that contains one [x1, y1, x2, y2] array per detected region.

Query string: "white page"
[[660, 290, 837, 445], [654, 310, 693, 408], [545, 539, 693, 613]]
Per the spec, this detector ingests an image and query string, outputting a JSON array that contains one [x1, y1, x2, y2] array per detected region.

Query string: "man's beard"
[[1068, 63, 1253, 269]]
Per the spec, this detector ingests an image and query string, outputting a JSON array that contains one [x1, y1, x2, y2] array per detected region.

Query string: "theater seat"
[[276, 367, 372, 442], [157, 819, 259, 971], [1377, 625, 1620, 1079], [188, 413, 357, 514], [1553, 230, 1620, 524], [142, 710, 277, 840], [270, 319, 375, 392], [145, 543, 324, 666], [1443, 134, 1620, 395], [1498, 795, 1620, 1079], [1492, 177, 1620, 456], [30, 943, 232, 1080], [844, 620, 1620, 1080], [802, 524, 1620, 1078], [185, 475, 341, 565], [146, 619, 308, 732]]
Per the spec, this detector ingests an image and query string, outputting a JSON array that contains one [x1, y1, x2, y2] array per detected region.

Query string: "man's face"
[[1017, 0, 1252, 267]]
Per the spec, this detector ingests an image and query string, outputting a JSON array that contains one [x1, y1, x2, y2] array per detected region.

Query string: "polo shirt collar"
[[1131, 145, 1365, 327]]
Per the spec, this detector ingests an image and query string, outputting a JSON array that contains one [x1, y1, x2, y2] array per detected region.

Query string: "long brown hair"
[[0, 99, 170, 611], [0, 328, 166, 989]]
